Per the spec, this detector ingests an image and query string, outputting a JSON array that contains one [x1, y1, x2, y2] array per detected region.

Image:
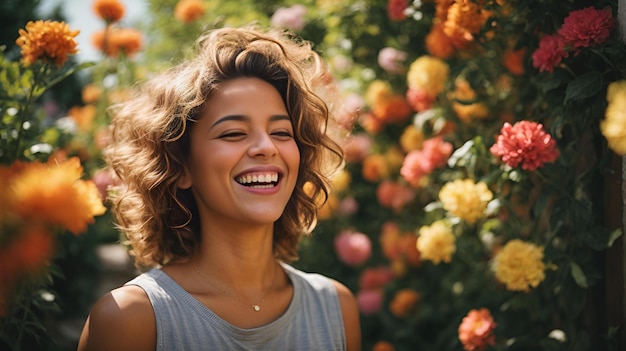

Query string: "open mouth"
[[235, 172, 279, 189]]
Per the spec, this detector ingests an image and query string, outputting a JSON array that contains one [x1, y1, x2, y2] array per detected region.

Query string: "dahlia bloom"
[[400, 136, 453, 185], [407, 55, 450, 99], [389, 288, 420, 317], [458, 308, 497, 351], [174, 0, 206, 23], [378, 47, 408, 74], [334, 230, 372, 266], [15, 20, 79, 67], [531, 35, 566, 73], [439, 179, 493, 224], [271, 4, 308, 31], [600, 80, 626, 155], [494, 239, 546, 292], [93, 0, 125, 23], [4, 157, 106, 234], [558, 7, 615, 51], [490, 121, 559, 171], [416, 220, 456, 264]]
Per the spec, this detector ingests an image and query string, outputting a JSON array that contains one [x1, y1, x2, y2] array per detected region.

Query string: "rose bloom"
[[174, 0, 206, 23], [93, 0, 125, 22], [378, 47, 408, 74], [389, 288, 420, 318], [15, 20, 79, 67], [494, 239, 546, 292], [417, 220, 456, 264], [387, 0, 408, 21], [400, 136, 453, 185], [490, 120, 559, 171], [407, 55, 450, 99], [356, 289, 384, 315], [406, 87, 436, 112], [600, 80, 626, 155], [6, 157, 106, 234], [92, 27, 143, 58], [271, 4, 308, 31], [531, 35, 566, 73], [425, 23, 455, 59], [458, 308, 497, 351], [334, 230, 372, 266], [558, 7, 615, 51], [439, 179, 493, 224]]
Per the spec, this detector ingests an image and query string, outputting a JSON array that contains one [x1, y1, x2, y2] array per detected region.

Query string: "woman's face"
[[179, 77, 300, 229]]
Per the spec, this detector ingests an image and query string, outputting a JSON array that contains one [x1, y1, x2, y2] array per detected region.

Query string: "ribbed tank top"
[[126, 262, 346, 350]]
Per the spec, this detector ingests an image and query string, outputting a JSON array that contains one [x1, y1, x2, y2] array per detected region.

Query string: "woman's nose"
[[248, 132, 278, 158]]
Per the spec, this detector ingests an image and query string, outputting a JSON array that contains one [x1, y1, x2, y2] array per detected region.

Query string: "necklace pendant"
[[252, 305, 261, 312]]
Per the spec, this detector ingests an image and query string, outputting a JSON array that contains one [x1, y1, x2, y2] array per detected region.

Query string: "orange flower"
[[372, 341, 396, 351], [425, 22, 455, 59], [451, 78, 489, 122], [372, 95, 412, 124], [81, 84, 102, 104], [389, 288, 420, 317], [15, 20, 79, 67], [8, 157, 106, 234], [92, 27, 143, 58], [443, 0, 487, 49], [68, 104, 97, 131], [174, 0, 206, 23], [362, 154, 390, 182], [93, 0, 125, 23], [458, 308, 497, 351], [503, 47, 526, 76]]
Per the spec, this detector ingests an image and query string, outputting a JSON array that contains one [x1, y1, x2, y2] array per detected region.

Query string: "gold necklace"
[[194, 264, 277, 312]]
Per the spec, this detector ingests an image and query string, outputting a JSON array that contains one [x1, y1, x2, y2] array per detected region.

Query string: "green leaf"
[[564, 71, 603, 103], [569, 262, 588, 288], [607, 228, 623, 247]]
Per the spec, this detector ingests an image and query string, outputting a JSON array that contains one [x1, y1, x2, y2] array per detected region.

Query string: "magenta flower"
[[356, 289, 383, 315], [531, 35, 566, 73], [558, 7, 615, 51], [334, 230, 372, 266], [490, 121, 559, 171]]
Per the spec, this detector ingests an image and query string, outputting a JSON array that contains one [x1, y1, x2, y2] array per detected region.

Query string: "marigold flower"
[[387, 0, 409, 21], [490, 121, 560, 171], [389, 288, 420, 317], [400, 136, 453, 185], [8, 157, 106, 234], [68, 104, 97, 131], [92, 27, 143, 58], [458, 308, 497, 351], [600, 80, 626, 155], [439, 179, 493, 224], [15, 20, 79, 67], [425, 22, 455, 59], [93, 0, 125, 22], [334, 230, 372, 266], [558, 7, 614, 51], [271, 4, 308, 31], [494, 239, 546, 292], [443, 0, 486, 49], [407, 55, 450, 99], [417, 220, 456, 264], [531, 35, 566, 73], [81, 83, 102, 104], [174, 0, 206, 23]]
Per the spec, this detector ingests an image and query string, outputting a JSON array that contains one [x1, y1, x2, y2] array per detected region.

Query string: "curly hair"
[[105, 26, 344, 269]]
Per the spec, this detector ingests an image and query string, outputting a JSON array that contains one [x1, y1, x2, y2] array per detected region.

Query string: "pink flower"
[[338, 196, 359, 216], [271, 4, 307, 31], [406, 87, 435, 111], [558, 7, 614, 51], [400, 136, 453, 185], [376, 180, 415, 210], [341, 133, 373, 163], [359, 267, 395, 290], [458, 308, 497, 351], [531, 35, 566, 73], [490, 121, 559, 171], [378, 47, 408, 74], [387, 0, 408, 21], [357, 289, 383, 315], [334, 230, 372, 266]]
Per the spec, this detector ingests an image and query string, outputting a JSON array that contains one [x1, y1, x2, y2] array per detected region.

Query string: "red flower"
[[531, 35, 566, 73], [387, 0, 408, 21], [490, 121, 559, 171], [458, 308, 497, 351], [558, 7, 614, 51]]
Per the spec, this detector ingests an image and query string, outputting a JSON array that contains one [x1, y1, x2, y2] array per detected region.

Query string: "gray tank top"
[[126, 262, 346, 350]]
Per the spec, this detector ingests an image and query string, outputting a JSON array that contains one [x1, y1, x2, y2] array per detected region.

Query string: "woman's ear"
[[178, 167, 192, 189]]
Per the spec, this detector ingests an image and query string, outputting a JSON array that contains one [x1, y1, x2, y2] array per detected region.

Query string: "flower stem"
[[12, 64, 47, 160]]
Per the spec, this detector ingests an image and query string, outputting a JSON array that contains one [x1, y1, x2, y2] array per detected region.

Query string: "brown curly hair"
[[105, 26, 344, 269]]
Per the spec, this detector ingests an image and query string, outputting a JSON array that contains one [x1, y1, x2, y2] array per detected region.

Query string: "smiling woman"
[[77, 25, 360, 351]]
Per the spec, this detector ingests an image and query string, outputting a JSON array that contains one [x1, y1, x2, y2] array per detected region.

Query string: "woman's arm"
[[332, 280, 362, 351], [77, 285, 156, 351]]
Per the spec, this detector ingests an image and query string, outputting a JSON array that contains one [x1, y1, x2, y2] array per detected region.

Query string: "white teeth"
[[236, 173, 279, 185]]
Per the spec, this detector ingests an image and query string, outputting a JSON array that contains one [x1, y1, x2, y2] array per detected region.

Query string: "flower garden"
[[1, 0, 626, 350]]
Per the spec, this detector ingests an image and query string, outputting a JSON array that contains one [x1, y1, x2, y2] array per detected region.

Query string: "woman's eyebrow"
[[210, 114, 291, 129]]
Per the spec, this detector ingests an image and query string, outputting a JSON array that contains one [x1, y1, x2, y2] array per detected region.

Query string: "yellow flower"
[[365, 80, 393, 107], [406, 55, 450, 98], [417, 220, 456, 264], [439, 179, 493, 224], [450, 78, 489, 122], [331, 169, 352, 193], [400, 125, 424, 152], [9, 157, 106, 234], [494, 239, 546, 292], [15, 20, 79, 67], [600, 80, 626, 155]]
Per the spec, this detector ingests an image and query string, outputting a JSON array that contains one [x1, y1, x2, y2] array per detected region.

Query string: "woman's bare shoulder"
[[331, 279, 362, 351], [77, 285, 156, 351]]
